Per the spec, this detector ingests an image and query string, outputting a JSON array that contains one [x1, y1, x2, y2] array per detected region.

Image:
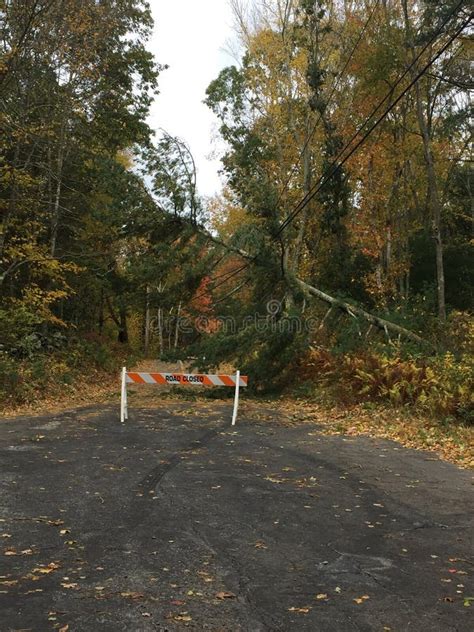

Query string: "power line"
[[276, 0, 469, 236], [273, 0, 381, 211], [190, 261, 252, 305], [195, 1, 383, 305], [195, 3, 382, 306], [195, 2, 470, 309]]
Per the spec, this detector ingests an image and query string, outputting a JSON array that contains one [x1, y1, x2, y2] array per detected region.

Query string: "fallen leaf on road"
[[288, 606, 311, 614], [353, 595, 370, 604], [33, 562, 60, 575], [59, 625, 69, 632], [216, 591, 236, 599], [265, 476, 284, 484], [4, 548, 34, 557], [315, 593, 328, 600], [121, 591, 145, 600]]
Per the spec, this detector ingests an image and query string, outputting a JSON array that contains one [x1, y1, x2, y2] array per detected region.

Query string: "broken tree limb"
[[194, 222, 430, 347], [196, 225, 255, 261], [295, 277, 430, 347]]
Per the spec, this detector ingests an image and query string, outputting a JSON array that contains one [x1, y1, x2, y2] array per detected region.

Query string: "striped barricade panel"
[[125, 372, 248, 387], [120, 368, 248, 425]]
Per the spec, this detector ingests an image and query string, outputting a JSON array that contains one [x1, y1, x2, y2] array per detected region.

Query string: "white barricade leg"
[[231, 369, 240, 426], [124, 371, 128, 420], [120, 366, 127, 423]]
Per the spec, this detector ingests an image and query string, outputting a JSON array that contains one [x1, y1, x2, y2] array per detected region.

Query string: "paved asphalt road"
[[0, 401, 473, 631]]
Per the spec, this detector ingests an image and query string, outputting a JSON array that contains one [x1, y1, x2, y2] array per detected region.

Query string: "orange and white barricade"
[[120, 368, 248, 425]]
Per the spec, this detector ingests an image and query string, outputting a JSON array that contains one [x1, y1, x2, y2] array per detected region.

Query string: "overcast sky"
[[147, 1, 237, 198]]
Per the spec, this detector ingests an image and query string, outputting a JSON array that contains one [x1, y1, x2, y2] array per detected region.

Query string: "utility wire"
[[276, 0, 470, 236], [189, 261, 252, 305], [193, 2, 470, 309], [273, 0, 381, 210], [189, 2, 383, 305]]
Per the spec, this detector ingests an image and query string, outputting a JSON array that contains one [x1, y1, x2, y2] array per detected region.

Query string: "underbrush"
[[0, 335, 138, 409], [296, 348, 473, 424]]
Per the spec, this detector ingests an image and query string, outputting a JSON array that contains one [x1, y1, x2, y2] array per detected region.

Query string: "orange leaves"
[[215, 591, 236, 599]]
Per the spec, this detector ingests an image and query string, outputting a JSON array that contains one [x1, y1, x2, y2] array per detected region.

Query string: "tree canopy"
[[1, 0, 472, 419]]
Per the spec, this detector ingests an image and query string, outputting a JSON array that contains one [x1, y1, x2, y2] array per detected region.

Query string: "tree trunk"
[[174, 302, 181, 349], [50, 118, 66, 257], [105, 295, 128, 343], [157, 307, 163, 357], [402, 0, 446, 321], [292, 115, 313, 271], [118, 307, 128, 344], [144, 285, 151, 356], [0, 140, 21, 260], [98, 289, 104, 334], [295, 277, 430, 347], [199, 225, 429, 345]]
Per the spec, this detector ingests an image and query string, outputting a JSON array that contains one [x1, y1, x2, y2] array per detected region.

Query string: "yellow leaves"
[[116, 149, 134, 170], [4, 548, 34, 556], [264, 475, 285, 484], [288, 606, 311, 614], [120, 591, 145, 600], [0, 579, 18, 586], [197, 569, 214, 583], [174, 614, 192, 622], [61, 582, 78, 589], [165, 611, 192, 622], [315, 593, 328, 600], [31, 562, 60, 576], [353, 595, 370, 605]]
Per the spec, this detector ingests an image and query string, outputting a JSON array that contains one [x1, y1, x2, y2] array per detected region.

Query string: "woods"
[[0, 0, 472, 422]]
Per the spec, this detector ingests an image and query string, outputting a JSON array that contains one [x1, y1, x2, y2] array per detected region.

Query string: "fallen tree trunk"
[[194, 223, 431, 347], [295, 277, 430, 347]]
